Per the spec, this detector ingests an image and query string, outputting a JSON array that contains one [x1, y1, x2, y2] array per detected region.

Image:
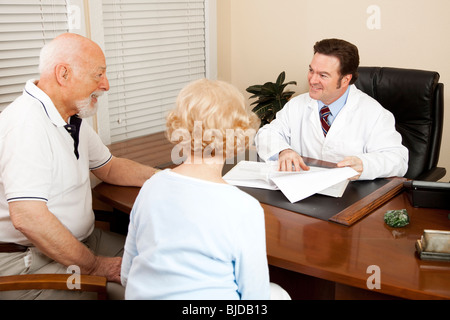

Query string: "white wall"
[[218, 0, 450, 181]]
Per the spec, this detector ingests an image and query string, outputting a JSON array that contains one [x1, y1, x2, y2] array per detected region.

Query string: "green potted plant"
[[246, 71, 297, 126]]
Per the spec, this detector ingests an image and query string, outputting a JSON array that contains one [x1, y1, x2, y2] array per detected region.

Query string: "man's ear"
[[55, 64, 69, 85], [343, 74, 352, 86]]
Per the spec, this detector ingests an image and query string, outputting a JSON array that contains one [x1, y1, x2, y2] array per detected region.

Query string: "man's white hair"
[[38, 33, 83, 75]]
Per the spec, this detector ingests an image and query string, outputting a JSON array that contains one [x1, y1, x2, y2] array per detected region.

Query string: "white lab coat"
[[255, 85, 408, 180]]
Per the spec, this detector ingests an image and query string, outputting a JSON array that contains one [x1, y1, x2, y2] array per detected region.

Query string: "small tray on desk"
[[416, 229, 450, 262], [416, 240, 450, 262]]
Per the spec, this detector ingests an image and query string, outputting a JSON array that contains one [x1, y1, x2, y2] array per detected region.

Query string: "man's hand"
[[9, 201, 124, 284], [337, 156, 363, 180], [278, 149, 310, 172], [90, 256, 123, 283]]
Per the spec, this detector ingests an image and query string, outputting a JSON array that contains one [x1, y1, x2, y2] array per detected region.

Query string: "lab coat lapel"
[[325, 86, 358, 139], [307, 99, 326, 141]]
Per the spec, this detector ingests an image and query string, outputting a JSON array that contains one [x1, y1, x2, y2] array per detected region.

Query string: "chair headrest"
[[356, 67, 440, 120]]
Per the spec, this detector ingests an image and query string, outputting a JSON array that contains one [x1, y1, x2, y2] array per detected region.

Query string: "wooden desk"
[[93, 132, 450, 300]]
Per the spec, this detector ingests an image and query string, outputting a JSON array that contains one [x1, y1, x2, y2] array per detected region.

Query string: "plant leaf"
[[246, 85, 263, 94], [276, 71, 286, 86], [247, 71, 297, 124], [261, 83, 277, 95]]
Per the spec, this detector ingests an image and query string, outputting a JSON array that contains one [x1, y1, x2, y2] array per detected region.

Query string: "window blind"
[[102, 0, 206, 143], [0, 0, 69, 111]]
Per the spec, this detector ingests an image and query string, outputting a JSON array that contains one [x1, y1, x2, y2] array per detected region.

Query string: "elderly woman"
[[121, 79, 288, 300]]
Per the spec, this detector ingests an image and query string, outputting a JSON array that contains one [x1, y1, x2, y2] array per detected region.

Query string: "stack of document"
[[223, 161, 358, 203]]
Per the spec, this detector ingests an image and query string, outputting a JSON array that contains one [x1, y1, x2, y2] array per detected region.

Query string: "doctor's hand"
[[337, 156, 363, 180], [278, 149, 310, 172]]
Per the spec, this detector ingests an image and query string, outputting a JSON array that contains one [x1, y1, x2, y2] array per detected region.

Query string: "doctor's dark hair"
[[313, 39, 359, 84]]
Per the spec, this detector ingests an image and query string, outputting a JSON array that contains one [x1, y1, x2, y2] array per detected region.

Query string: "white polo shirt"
[[0, 80, 112, 245]]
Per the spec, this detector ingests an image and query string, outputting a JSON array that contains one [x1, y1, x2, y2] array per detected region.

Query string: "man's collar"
[[64, 115, 82, 159], [24, 79, 68, 127]]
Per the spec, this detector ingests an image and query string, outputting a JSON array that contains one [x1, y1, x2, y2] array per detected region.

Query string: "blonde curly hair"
[[166, 79, 260, 160]]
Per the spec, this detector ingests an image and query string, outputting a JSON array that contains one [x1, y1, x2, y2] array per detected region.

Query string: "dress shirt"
[[317, 86, 350, 125]]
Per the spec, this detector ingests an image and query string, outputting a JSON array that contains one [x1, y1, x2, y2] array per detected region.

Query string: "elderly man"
[[255, 38, 408, 180], [0, 33, 157, 299]]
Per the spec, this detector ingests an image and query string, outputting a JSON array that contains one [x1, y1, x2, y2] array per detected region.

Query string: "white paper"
[[223, 160, 358, 203]]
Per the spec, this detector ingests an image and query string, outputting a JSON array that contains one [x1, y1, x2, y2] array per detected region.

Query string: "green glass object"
[[384, 209, 409, 227]]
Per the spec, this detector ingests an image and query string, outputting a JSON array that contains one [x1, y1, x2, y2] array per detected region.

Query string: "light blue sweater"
[[121, 169, 270, 300]]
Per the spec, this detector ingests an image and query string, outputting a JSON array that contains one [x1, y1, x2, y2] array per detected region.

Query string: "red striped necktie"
[[320, 105, 331, 136]]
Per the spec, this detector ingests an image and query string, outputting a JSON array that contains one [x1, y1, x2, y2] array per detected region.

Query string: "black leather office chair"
[[354, 66, 446, 181]]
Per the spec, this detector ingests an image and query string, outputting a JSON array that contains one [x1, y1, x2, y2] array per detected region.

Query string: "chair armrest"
[[0, 274, 107, 299], [415, 167, 447, 182]]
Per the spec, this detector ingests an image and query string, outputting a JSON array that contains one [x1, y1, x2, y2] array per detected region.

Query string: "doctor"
[[255, 38, 408, 180]]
